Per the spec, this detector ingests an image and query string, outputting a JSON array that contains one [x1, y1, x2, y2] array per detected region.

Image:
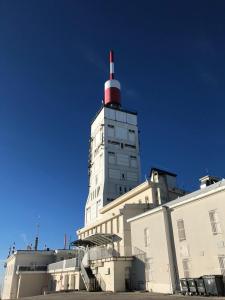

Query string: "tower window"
[[108, 140, 120, 146], [130, 157, 137, 168], [108, 152, 116, 164], [108, 125, 115, 137], [128, 129, 135, 142], [122, 173, 125, 180], [125, 143, 136, 149]]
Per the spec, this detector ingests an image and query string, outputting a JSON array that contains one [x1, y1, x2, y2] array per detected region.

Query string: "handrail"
[[80, 261, 91, 291], [89, 245, 119, 260]]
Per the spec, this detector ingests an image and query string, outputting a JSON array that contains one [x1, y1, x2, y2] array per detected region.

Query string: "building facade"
[[128, 177, 225, 293], [1, 250, 80, 299], [75, 169, 185, 292]]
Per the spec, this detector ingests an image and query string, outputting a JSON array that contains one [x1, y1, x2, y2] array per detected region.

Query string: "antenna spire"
[[109, 50, 114, 80]]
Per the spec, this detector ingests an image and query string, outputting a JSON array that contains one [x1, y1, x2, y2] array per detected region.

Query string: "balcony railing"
[[89, 245, 119, 261], [48, 257, 80, 272]]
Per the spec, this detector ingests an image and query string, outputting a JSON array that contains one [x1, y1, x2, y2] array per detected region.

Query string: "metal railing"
[[80, 261, 92, 291], [48, 260, 64, 271], [89, 245, 119, 261], [65, 258, 80, 268], [48, 257, 80, 272]]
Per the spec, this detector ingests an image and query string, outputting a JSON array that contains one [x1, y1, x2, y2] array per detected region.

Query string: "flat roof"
[[128, 179, 225, 223]]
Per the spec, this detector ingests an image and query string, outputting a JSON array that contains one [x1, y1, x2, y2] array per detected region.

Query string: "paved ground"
[[19, 291, 225, 300]]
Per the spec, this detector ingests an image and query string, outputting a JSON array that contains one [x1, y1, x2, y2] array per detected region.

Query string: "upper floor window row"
[[107, 124, 136, 142]]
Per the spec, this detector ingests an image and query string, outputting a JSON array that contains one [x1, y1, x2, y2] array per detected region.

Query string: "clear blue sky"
[[0, 0, 225, 282]]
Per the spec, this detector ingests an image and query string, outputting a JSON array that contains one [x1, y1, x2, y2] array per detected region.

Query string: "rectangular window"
[[125, 143, 136, 149], [115, 127, 127, 139], [218, 256, 225, 275], [127, 172, 138, 181], [130, 157, 137, 168], [144, 228, 150, 247], [182, 259, 191, 278], [108, 140, 120, 145], [177, 219, 186, 241], [108, 152, 116, 164], [117, 154, 129, 166], [109, 168, 120, 179], [209, 210, 222, 235], [128, 129, 135, 142], [107, 125, 115, 137]]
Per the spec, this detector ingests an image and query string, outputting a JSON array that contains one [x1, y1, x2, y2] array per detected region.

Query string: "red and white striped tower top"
[[104, 50, 121, 107]]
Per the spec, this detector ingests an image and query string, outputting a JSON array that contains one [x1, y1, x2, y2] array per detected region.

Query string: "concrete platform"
[[18, 291, 225, 300]]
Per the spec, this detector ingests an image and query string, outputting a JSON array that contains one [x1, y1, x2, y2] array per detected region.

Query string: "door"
[[70, 274, 76, 290], [125, 267, 132, 291], [64, 274, 69, 290]]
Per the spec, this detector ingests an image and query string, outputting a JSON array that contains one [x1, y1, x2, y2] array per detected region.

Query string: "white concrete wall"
[[130, 209, 174, 293], [171, 187, 225, 279], [1, 256, 17, 300], [85, 106, 141, 226], [17, 273, 49, 298], [129, 181, 225, 294], [91, 258, 133, 292], [50, 271, 84, 291]]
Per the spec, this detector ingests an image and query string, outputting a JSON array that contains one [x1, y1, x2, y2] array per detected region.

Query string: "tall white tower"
[[85, 51, 141, 225]]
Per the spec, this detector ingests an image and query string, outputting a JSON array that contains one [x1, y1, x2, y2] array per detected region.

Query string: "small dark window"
[[122, 173, 125, 179], [121, 143, 124, 149]]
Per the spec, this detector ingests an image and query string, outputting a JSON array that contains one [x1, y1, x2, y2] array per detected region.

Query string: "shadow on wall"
[[132, 248, 146, 290]]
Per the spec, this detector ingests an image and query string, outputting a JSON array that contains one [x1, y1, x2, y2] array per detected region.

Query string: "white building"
[[1, 249, 79, 299], [128, 176, 225, 294], [2, 51, 225, 298], [75, 168, 186, 292]]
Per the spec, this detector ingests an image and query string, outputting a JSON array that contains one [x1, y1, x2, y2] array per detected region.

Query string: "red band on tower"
[[104, 50, 121, 107]]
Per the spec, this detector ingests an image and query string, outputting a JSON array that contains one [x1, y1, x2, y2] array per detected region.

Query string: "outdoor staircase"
[[80, 261, 101, 292]]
